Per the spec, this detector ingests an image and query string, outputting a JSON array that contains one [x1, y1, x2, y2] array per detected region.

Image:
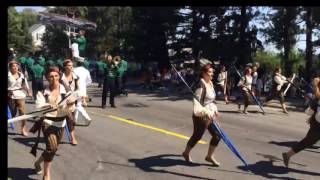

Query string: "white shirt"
[[36, 84, 75, 127], [193, 79, 218, 119], [252, 72, 258, 85], [238, 75, 253, 91], [217, 71, 226, 86], [61, 73, 79, 92], [274, 73, 287, 86], [8, 71, 29, 99], [73, 66, 92, 97]]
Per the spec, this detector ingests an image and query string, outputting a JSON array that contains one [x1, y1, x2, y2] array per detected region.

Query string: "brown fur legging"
[[41, 122, 63, 162], [187, 114, 221, 148], [66, 111, 76, 131]]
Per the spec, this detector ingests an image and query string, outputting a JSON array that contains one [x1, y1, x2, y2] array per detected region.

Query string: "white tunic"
[[8, 71, 29, 99], [217, 71, 226, 86], [73, 66, 92, 97], [193, 79, 218, 119], [36, 84, 75, 127], [238, 75, 253, 91]]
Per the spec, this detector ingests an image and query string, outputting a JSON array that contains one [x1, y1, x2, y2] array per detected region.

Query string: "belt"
[[44, 117, 65, 122]]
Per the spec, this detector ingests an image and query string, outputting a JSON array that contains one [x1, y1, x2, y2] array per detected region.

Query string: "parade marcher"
[[252, 65, 258, 96], [101, 54, 118, 108], [17, 52, 27, 75], [8, 61, 32, 136], [30, 56, 45, 101], [282, 77, 320, 167], [33, 66, 76, 180], [73, 58, 92, 107], [237, 67, 253, 114], [96, 56, 106, 88], [72, 29, 86, 58], [266, 67, 289, 114], [217, 65, 229, 104], [114, 56, 122, 95], [25, 52, 35, 80], [118, 57, 128, 95], [182, 63, 222, 166], [61, 59, 80, 145]]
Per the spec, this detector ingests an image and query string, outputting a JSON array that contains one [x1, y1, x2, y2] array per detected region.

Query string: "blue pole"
[[7, 106, 15, 129], [65, 122, 71, 143]]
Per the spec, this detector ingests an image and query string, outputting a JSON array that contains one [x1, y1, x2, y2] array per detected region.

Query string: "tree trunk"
[[239, 6, 249, 65], [305, 7, 314, 81], [283, 8, 292, 76], [191, 8, 201, 71]]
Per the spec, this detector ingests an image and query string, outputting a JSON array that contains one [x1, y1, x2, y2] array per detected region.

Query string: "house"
[[28, 24, 46, 48]]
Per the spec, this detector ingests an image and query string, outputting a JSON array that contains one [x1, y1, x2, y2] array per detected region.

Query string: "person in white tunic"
[[61, 59, 80, 145], [182, 63, 221, 167], [73, 59, 92, 106], [217, 65, 229, 104], [33, 67, 76, 180], [8, 61, 32, 136], [237, 67, 253, 114]]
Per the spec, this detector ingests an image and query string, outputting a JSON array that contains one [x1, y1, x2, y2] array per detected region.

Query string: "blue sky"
[[14, 6, 319, 54], [15, 6, 46, 13]]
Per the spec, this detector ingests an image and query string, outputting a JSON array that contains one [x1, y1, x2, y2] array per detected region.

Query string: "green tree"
[[262, 7, 300, 76]]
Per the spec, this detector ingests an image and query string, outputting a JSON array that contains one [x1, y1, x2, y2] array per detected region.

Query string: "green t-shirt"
[[56, 58, 64, 69], [25, 57, 35, 69], [118, 60, 128, 77], [83, 59, 90, 69], [46, 59, 55, 67], [31, 64, 45, 79], [97, 60, 106, 73], [75, 36, 86, 52], [39, 56, 46, 66], [18, 57, 26, 64]]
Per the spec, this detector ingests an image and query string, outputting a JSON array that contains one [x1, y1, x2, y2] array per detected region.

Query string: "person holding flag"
[[265, 67, 289, 114], [33, 66, 76, 180], [237, 67, 253, 114], [182, 63, 222, 167]]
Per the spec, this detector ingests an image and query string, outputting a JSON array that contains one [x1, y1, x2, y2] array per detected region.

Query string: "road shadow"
[[122, 102, 149, 108], [269, 140, 320, 154], [8, 167, 39, 180], [128, 154, 216, 180], [237, 152, 320, 180], [9, 133, 45, 150]]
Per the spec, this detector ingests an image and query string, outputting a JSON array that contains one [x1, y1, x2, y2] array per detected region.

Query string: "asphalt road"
[[8, 82, 320, 180]]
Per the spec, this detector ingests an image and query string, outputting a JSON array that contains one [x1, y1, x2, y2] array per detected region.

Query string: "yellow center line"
[[105, 114, 207, 145], [88, 111, 207, 144]]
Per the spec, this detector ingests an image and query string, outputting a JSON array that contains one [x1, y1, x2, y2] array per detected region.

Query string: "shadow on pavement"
[[237, 152, 320, 180], [128, 154, 217, 180], [269, 141, 320, 154], [122, 102, 149, 108], [8, 167, 38, 180]]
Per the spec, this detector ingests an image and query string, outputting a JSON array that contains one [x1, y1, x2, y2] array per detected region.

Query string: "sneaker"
[[243, 110, 248, 114], [205, 156, 220, 167], [282, 153, 289, 167]]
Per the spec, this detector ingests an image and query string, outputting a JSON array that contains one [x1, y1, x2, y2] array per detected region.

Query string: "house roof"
[[28, 24, 45, 33]]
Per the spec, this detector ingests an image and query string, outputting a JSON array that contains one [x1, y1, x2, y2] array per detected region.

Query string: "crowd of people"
[[7, 29, 319, 179]]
